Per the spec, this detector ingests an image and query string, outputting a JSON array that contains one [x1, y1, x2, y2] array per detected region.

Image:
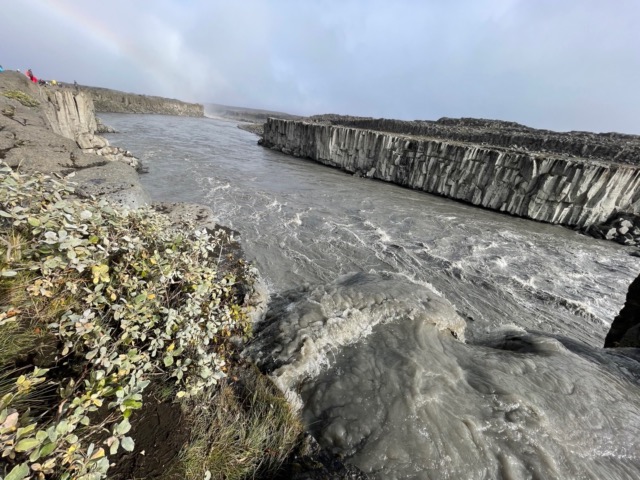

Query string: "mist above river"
[[102, 113, 640, 479]]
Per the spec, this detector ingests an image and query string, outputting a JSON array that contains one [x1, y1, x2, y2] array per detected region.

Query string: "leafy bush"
[[0, 163, 255, 479]]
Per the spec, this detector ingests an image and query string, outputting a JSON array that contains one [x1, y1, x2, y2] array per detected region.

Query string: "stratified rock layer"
[[605, 273, 640, 348], [261, 118, 640, 230]]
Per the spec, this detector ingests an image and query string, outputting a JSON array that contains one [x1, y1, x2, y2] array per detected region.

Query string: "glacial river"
[[102, 113, 640, 480]]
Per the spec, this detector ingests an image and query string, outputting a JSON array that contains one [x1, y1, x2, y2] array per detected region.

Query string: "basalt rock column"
[[262, 118, 640, 231]]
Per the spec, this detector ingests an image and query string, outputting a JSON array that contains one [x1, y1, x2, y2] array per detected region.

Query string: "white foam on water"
[[245, 272, 467, 408]]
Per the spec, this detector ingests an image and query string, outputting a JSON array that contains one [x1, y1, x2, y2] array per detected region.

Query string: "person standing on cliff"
[[26, 69, 37, 83]]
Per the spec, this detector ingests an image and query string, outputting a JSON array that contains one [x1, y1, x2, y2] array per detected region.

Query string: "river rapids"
[[102, 113, 640, 480]]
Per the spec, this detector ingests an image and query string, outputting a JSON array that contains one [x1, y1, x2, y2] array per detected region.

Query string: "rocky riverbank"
[[0, 71, 368, 480]]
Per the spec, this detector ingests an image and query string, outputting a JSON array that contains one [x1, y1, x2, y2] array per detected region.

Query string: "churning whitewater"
[[102, 113, 640, 479]]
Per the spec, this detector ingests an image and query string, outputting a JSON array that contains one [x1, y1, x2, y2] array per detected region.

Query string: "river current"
[[101, 113, 640, 479]]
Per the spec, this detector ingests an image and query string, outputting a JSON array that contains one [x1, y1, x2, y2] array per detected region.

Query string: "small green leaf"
[[38, 441, 56, 457], [5, 462, 30, 480], [122, 398, 143, 410], [91, 264, 109, 284], [15, 437, 41, 452], [115, 418, 131, 435], [16, 423, 36, 439], [29, 446, 41, 462], [55, 419, 69, 435], [121, 436, 135, 452], [28, 217, 41, 227], [1, 270, 17, 277]]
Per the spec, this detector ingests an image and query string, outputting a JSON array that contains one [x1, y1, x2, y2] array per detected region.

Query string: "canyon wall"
[[261, 118, 640, 230], [81, 85, 204, 117]]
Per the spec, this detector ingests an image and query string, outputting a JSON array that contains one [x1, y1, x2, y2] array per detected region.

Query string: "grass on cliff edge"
[[167, 364, 304, 480], [1, 90, 40, 107], [0, 163, 303, 480]]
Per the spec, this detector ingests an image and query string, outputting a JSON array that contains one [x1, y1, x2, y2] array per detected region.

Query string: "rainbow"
[[34, 0, 168, 84]]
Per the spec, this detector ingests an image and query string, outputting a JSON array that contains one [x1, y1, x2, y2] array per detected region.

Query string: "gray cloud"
[[2, 0, 638, 133]]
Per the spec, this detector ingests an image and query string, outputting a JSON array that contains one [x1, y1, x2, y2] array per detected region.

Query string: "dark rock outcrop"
[[261, 118, 640, 231], [81, 85, 204, 117], [587, 213, 640, 246], [238, 122, 264, 136], [96, 116, 117, 133], [605, 274, 640, 348]]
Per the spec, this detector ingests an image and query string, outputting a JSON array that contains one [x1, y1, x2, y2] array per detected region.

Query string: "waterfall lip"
[[244, 271, 467, 408]]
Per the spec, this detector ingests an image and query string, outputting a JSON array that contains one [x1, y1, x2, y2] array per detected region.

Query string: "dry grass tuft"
[[174, 365, 304, 480]]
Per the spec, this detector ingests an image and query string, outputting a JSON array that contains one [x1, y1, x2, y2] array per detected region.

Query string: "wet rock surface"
[[238, 121, 264, 136], [605, 273, 640, 348], [275, 434, 371, 480], [71, 162, 150, 209], [586, 213, 640, 246], [95, 116, 117, 133]]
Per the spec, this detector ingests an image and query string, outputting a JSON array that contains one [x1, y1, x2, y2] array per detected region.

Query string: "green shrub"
[[0, 163, 255, 479], [2, 91, 40, 108]]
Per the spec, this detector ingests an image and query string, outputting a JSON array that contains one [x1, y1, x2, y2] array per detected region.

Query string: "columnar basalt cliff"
[[261, 118, 640, 232], [1, 71, 145, 206], [81, 85, 204, 117]]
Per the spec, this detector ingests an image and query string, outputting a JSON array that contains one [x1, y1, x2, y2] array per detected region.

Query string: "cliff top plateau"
[[308, 114, 640, 166], [206, 103, 301, 123], [79, 84, 204, 116]]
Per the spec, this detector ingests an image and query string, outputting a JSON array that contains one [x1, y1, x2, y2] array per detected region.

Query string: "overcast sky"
[[2, 0, 639, 133]]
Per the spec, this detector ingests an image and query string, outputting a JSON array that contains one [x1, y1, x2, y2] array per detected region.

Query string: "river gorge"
[[101, 113, 640, 480]]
